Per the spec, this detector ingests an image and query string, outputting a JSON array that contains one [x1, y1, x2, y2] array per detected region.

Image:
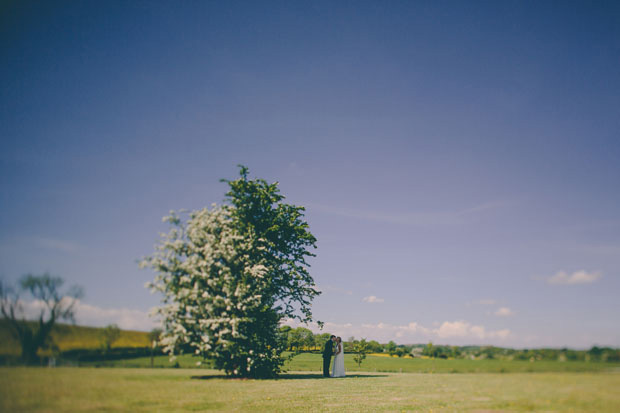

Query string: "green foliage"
[[101, 324, 121, 352], [386, 340, 397, 356], [286, 327, 315, 352], [422, 341, 449, 359], [367, 340, 383, 353], [222, 165, 320, 320], [423, 342, 435, 358], [140, 166, 319, 378], [352, 338, 370, 367], [148, 328, 162, 347]]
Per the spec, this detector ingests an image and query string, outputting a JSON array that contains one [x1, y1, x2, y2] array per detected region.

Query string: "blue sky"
[[1, 1, 619, 348]]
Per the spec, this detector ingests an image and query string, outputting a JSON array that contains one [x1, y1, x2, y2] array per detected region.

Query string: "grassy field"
[[83, 351, 620, 374], [2, 367, 620, 412], [286, 352, 620, 374]]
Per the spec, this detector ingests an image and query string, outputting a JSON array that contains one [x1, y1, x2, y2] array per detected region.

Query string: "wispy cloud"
[[307, 200, 509, 227], [363, 295, 384, 303], [494, 307, 515, 317], [33, 236, 80, 253], [547, 270, 602, 285]]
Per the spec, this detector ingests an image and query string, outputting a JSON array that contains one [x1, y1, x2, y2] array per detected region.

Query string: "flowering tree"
[[140, 166, 320, 378]]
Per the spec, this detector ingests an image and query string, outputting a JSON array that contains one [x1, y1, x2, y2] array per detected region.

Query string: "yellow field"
[[0, 320, 150, 356]]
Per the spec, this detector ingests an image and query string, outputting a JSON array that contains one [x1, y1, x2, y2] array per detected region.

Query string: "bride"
[[331, 337, 346, 377]]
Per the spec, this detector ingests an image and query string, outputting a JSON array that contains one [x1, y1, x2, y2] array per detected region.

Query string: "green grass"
[[285, 352, 620, 374], [78, 354, 215, 369], [2, 367, 620, 412], [85, 351, 620, 374]]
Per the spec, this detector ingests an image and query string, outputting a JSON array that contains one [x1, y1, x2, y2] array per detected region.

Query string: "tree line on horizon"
[[281, 326, 620, 363]]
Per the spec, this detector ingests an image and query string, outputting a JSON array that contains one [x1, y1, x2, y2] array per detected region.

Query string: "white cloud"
[[435, 321, 510, 340], [494, 329, 511, 339], [74, 301, 159, 331], [494, 307, 514, 317], [435, 321, 470, 338], [33, 236, 80, 253], [18, 299, 158, 331], [547, 270, 602, 285], [363, 295, 384, 303]]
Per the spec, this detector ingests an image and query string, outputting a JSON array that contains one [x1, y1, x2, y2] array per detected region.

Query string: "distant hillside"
[[0, 319, 151, 356]]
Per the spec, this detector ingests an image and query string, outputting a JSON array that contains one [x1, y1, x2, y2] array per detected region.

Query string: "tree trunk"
[[20, 329, 38, 364]]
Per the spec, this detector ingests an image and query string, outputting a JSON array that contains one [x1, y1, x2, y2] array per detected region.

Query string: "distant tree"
[[287, 327, 300, 351], [288, 327, 314, 352], [352, 338, 370, 367], [317, 333, 331, 351], [450, 346, 461, 358], [436, 346, 448, 359], [588, 346, 603, 361], [367, 340, 382, 353], [149, 328, 162, 367], [279, 326, 292, 350], [481, 346, 495, 360], [386, 340, 397, 356], [423, 342, 436, 358], [303, 329, 316, 351], [101, 324, 121, 352], [606, 349, 620, 362], [0, 273, 82, 364], [395, 347, 406, 358], [299, 328, 314, 350], [343, 337, 358, 353]]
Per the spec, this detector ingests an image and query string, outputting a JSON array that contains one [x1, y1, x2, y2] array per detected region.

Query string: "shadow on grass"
[[190, 373, 388, 381]]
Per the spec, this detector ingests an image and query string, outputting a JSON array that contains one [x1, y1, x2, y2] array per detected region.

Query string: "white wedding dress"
[[331, 342, 346, 377]]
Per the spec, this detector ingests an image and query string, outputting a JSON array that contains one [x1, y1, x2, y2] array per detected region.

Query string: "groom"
[[322, 335, 336, 377]]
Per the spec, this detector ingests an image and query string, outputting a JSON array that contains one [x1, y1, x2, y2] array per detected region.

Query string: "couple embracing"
[[322, 335, 345, 377]]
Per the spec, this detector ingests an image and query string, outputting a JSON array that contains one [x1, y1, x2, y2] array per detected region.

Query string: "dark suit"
[[322, 339, 334, 377]]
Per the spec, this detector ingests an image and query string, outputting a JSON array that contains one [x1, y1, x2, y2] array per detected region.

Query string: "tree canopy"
[[141, 166, 320, 377]]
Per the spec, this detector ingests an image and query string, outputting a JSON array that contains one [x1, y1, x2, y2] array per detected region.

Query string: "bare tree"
[[0, 273, 82, 364]]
